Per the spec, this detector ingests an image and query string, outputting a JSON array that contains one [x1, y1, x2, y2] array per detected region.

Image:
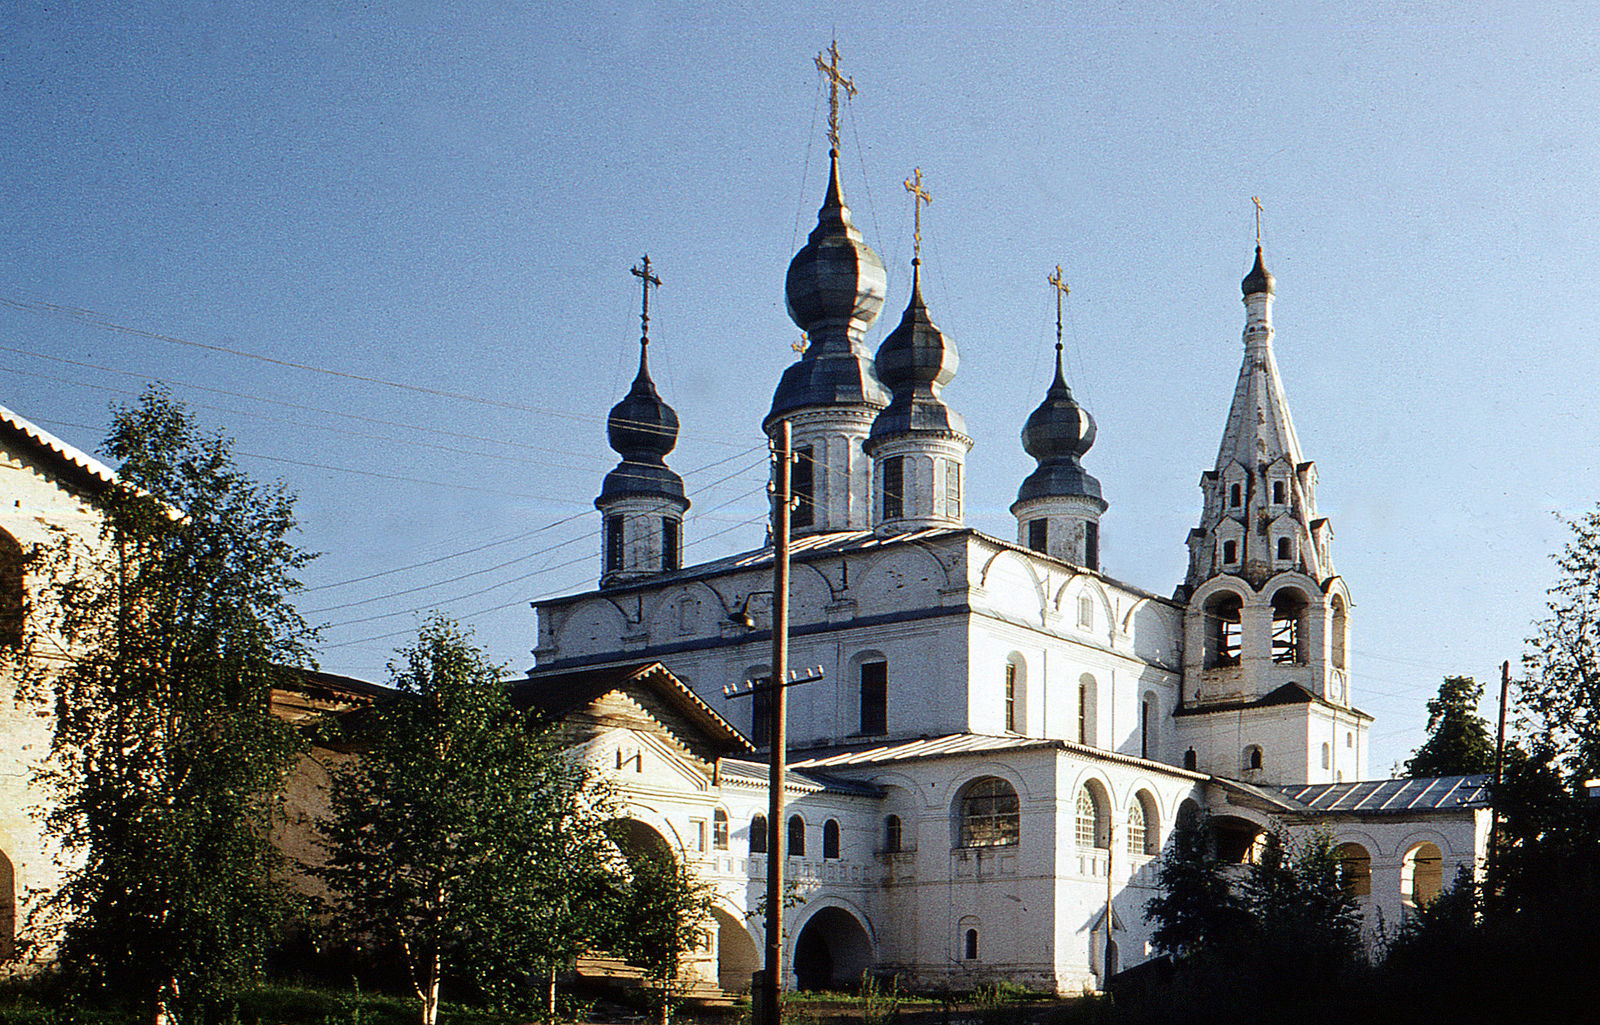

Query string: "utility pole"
[[724, 420, 820, 1025], [1490, 659, 1510, 873], [1103, 819, 1115, 985]]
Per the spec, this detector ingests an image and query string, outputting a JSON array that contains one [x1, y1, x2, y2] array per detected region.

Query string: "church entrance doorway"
[[792, 906, 872, 991]]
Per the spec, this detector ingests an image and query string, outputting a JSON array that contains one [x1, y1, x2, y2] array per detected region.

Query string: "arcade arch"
[[792, 906, 872, 991]]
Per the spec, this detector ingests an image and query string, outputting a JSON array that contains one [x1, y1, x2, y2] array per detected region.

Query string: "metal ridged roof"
[[793, 733, 1062, 768], [1272, 775, 1490, 813], [0, 402, 117, 489], [716, 757, 882, 797]]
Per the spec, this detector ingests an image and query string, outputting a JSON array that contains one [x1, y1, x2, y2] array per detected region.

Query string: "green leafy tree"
[[610, 846, 713, 1025], [316, 616, 619, 1025], [1520, 504, 1600, 781], [1404, 676, 1496, 777], [20, 390, 312, 1023], [1143, 809, 1248, 957]]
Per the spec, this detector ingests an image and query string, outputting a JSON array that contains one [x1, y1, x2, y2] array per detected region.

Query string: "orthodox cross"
[[1048, 264, 1070, 352], [904, 167, 931, 260], [630, 254, 661, 347], [815, 39, 856, 152], [792, 332, 808, 357], [1251, 196, 1264, 245]]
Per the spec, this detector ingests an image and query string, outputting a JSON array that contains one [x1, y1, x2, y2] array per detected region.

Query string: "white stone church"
[[517, 138, 1491, 994], [0, 101, 1487, 998]]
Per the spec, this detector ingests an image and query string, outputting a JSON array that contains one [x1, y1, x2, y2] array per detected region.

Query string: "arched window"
[[1271, 588, 1309, 666], [958, 777, 1020, 848], [1336, 843, 1372, 897], [1204, 592, 1243, 668], [0, 528, 23, 649], [1130, 791, 1159, 855], [1126, 800, 1146, 854], [787, 815, 806, 856], [860, 659, 888, 736], [1140, 693, 1158, 759], [964, 929, 979, 960], [1222, 539, 1238, 564], [1331, 595, 1349, 671], [1229, 482, 1242, 507], [750, 814, 768, 854], [1276, 536, 1292, 561], [1183, 748, 1198, 771], [1075, 786, 1108, 849], [823, 819, 841, 860], [1078, 674, 1097, 746], [1402, 843, 1444, 911], [1004, 659, 1020, 733], [1244, 745, 1263, 772], [712, 809, 729, 850], [884, 814, 903, 853], [1273, 480, 1287, 505], [1321, 742, 1332, 770]]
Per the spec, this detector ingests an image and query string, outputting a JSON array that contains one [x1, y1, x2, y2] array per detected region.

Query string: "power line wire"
[[0, 298, 743, 444]]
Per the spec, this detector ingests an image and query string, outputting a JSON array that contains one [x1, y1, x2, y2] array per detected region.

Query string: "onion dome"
[[1242, 245, 1275, 296], [767, 149, 889, 427], [868, 259, 966, 441], [1016, 346, 1103, 504], [597, 342, 687, 506]]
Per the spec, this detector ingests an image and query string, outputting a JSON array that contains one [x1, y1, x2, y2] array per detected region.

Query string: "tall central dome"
[[765, 145, 890, 536], [768, 149, 890, 424]]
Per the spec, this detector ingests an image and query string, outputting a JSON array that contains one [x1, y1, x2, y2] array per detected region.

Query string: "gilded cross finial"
[[904, 167, 931, 260], [1251, 196, 1264, 246], [792, 332, 808, 357], [631, 254, 662, 348], [815, 39, 856, 152], [1048, 264, 1070, 351]]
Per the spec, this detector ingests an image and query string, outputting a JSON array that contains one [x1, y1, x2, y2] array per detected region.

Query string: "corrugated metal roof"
[[791, 734, 1061, 768], [0, 402, 117, 491], [1272, 775, 1490, 813], [716, 757, 882, 797]]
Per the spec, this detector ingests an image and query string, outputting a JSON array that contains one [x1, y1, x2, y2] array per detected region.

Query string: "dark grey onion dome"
[[597, 344, 687, 506], [868, 260, 967, 441], [1016, 347, 1103, 503], [767, 149, 889, 427], [1241, 245, 1275, 296]]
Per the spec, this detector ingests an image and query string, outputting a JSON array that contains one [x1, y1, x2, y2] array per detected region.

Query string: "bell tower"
[[1175, 227, 1366, 785]]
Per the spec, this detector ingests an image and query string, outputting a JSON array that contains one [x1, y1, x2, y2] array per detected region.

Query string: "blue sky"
[[5, 1, 1597, 774]]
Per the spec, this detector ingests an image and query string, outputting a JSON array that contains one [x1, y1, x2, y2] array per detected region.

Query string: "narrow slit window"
[[860, 660, 888, 736], [792, 446, 814, 529], [1004, 662, 1018, 733], [881, 456, 904, 520], [1028, 518, 1047, 553], [662, 517, 680, 571], [604, 514, 624, 574]]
